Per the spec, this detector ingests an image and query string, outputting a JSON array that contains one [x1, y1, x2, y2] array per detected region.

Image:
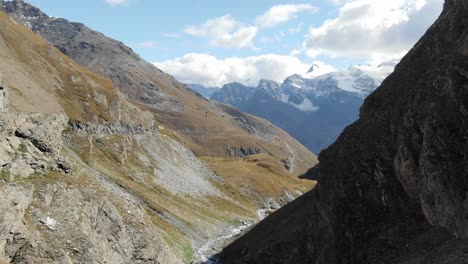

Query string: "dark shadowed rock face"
[[221, 1, 468, 263]]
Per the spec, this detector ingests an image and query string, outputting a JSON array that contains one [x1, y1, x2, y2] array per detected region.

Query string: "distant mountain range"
[[197, 62, 396, 153]]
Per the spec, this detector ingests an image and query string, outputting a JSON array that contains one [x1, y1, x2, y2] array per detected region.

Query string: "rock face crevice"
[[221, 1, 468, 263]]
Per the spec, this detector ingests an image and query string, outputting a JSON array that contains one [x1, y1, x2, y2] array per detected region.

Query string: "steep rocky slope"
[[0, 11, 181, 263], [0, 9, 316, 264], [0, 0, 317, 173], [221, 1, 468, 263]]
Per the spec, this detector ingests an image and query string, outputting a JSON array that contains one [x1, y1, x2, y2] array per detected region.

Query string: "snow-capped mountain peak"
[[210, 62, 396, 114], [301, 63, 336, 79], [306, 64, 320, 74], [293, 62, 396, 97]]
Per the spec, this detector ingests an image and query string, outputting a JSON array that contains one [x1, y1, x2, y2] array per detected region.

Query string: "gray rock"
[[0, 183, 180, 264], [225, 146, 261, 158], [0, 75, 7, 113], [69, 121, 153, 135], [0, 112, 70, 177]]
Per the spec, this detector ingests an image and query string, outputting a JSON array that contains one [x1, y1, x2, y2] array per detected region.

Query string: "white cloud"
[[154, 53, 332, 87], [290, 48, 302, 56], [292, 98, 319, 112], [183, 4, 318, 49], [288, 22, 304, 34], [105, 0, 128, 6], [256, 4, 319, 28], [304, 0, 443, 61], [185, 15, 257, 49]]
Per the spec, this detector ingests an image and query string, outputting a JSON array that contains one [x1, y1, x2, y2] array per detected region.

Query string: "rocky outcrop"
[[0, 67, 70, 177], [0, 112, 185, 263], [69, 121, 155, 135], [221, 1, 468, 263], [0, 111, 70, 178], [225, 146, 261, 158], [0, 182, 179, 264]]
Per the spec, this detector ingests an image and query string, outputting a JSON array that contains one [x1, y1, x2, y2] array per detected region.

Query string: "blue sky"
[[26, 0, 444, 87]]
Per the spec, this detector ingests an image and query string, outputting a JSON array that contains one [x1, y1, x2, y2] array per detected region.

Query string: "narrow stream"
[[195, 209, 272, 264]]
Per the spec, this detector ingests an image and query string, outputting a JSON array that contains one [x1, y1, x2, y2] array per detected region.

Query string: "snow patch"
[[300, 62, 396, 95], [41, 217, 58, 231]]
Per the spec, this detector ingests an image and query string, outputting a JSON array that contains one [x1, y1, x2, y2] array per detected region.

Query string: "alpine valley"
[[0, 1, 317, 263], [0, 1, 465, 264]]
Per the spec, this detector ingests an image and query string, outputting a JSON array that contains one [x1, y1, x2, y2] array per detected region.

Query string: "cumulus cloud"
[[185, 15, 257, 49], [105, 0, 128, 6], [154, 53, 333, 87], [256, 4, 319, 28], [183, 4, 318, 49], [304, 0, 443, 61]]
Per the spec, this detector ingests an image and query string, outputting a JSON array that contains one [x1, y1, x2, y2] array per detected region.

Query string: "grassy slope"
[[0, 12, 150, 125], [155, 102, 317, 174], [203, 154, 316, 202]]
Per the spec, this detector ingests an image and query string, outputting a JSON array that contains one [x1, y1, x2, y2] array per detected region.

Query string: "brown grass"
[[201, 154, 317, 203]]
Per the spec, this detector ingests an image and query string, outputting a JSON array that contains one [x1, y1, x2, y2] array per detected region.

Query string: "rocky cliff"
[[221, 1, 468, 263]]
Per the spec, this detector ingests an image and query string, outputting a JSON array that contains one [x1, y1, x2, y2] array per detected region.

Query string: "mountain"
[[211, 82, 256, 106], [0, 0, 317, 169], [0, 1, 319, 263], [210, 63, 395, 153], [283, 62, 396, 99], [221, 1, 468, 263], [255, 79, 282, 99], [186, 83, 220, 98], [0, 9, 183, 263]]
